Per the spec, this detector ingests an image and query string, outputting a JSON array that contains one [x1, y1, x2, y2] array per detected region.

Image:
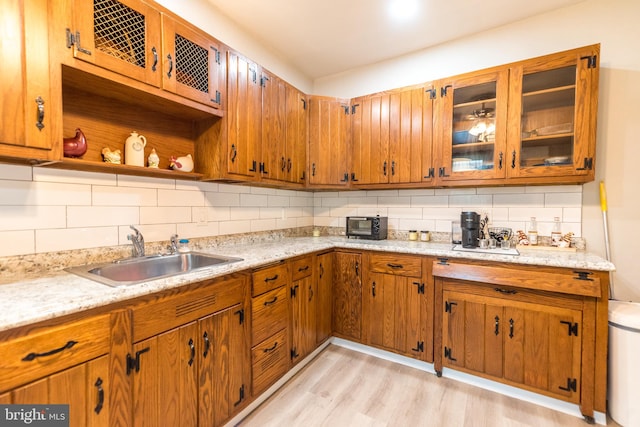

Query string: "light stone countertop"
[[0, 237, 615, 333]]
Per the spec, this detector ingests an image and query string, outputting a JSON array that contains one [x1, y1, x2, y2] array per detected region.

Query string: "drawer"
[[251, 328, 289, 395], [0, 313, 111, 392], [369, 253, 422, 277], [252, 262, 289, 296], [252, 286, 288, 345], [291, 256, 313, 281]]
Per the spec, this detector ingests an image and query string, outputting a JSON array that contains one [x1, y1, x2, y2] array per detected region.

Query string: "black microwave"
[[346, 216, 388, 240]]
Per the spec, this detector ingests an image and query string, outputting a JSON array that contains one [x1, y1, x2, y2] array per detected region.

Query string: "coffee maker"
[[461, 211, 480, 248]]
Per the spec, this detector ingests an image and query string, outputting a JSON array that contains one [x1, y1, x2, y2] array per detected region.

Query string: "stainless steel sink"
[[66, 252, 243, 287]]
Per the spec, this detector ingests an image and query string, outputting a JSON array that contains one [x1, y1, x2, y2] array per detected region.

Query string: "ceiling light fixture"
[[388, 0, 419, 21]]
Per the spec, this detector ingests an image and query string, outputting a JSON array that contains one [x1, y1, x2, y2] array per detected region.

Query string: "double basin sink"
[[66, 252, 243, 287]]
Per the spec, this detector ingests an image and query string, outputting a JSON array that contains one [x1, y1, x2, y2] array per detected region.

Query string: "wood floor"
[[238, 344, 619, 427]]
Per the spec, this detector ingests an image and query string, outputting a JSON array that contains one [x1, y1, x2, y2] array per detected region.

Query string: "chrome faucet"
[[168, 234, 179, 254], [127, 225, 145, 257]]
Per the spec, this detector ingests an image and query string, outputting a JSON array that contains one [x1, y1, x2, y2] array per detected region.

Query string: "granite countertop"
[[0, 237, 615, 333]]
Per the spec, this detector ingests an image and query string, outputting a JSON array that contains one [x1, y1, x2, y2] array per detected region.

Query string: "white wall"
[[312, 0, 640, 301]]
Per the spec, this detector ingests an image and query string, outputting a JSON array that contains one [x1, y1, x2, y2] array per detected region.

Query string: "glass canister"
[[452, 221, 462, 244]]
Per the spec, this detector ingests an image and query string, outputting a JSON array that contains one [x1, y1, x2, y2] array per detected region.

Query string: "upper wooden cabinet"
[[506, 45, 599, 183], [308, 96, 351, 188], [65, 0, 223, 109], [0, 0, 60, 163], [350, 84, 435, 187]]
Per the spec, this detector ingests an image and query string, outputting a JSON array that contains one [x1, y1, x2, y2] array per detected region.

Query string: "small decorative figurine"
[[560, 232, 574, 248], [170, 154, 194, 172], [147, 148, 160, 168], [516, 230, 530, 245], [124, 131, 146, 167], [63, 128, 88, 158], [101, 147, 122, 164]]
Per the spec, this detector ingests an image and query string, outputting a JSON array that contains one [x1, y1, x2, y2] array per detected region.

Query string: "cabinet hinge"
[[126, 347, 150, 375], [576, 157, 593, 171], [580, 55, 597, 69], [440, 84, 452, 97], [233, 384, 245, 407], [437, 257, 449, 266], [411, 341, 424, 352], [65, 28, 92, 55], [211, 46, 220, 64], [560, 320, 579, 336], [340, 172, 349, 182], [234, 309, 245, 325], [413, 281, 425, 294], [290, 347, 300, 360], [350, 172, 359, 182], [558, 378, 577, 392], [445, 301, 457, 313], [260, 75, 269, 87], [423, 167, 435, 179], [301, 98, 307, 110], [425, 88, 436, 99], [259, 162, 268, 175], [211, 90, 221, 105], [342, 105, 350, 115], [573, 271, 594, 281], [351, 104, 360, 114], [444, 346, 457, 361]]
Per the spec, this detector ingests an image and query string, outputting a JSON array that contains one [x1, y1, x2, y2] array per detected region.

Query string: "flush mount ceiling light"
[[388, 0, 419, 21]]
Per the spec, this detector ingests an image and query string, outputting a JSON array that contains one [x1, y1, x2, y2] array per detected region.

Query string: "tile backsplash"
[[0, 164, 582, 258]]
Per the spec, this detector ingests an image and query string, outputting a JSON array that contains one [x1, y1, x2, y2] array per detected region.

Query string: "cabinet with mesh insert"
[[66, 0, 223, 108]]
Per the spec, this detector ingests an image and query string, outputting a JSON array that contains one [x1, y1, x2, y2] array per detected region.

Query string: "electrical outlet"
[[194, 207, 207, 226]]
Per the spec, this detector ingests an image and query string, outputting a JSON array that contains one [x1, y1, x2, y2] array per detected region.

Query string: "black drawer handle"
[[298, 265, 310, 272], [187, 338, 195, 366], [264, 274, 279, 282], [494, 287, 517, 295], [22, 340, 78, 361], [387, 263, 403, 269], [264, 296, 278, 306], [94, 377, 104, 414], [203, 331, 210, 358], [263, 342, 278, 353]]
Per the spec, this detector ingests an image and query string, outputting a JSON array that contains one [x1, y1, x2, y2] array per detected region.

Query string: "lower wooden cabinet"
[[290, 255, 316, 364], [332, 251, 363, 340], [315, 251, 334, 344]]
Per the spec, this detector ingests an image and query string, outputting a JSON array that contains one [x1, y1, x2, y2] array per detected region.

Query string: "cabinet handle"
[[94, 377, 104, 414], [511, 150, 516, 169], [494, 316, 500, 336], [312, 163, 317, 177], [263, 296, 278, 306], [35, 97, 45, 131], [263, 342, 278, 353], [202, 331, 210, 358], [287, 158, 292, 172], [391, 161, 396, 176], [494, 287, 517, 295], [281, 156, 286, 171], [22, 340, 78, 362], [383, 161, 387, 176], [298, 265, 309, 272], [355, 261, 359, 276], [509, 319, 514, 338], [166, 53, 173, 78], [264, 274, 279, 282], [319, 262, 324, 279], [387, 263, 403, 269], [151, 47, 158, 71], [372, 281, 376, 297], [498, 152, 503, 169], [309, 285, 314, 302], [230, 144, 237, 162], [187, 338, 195, 366]]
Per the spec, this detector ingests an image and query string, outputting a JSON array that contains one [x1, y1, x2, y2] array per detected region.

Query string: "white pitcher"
[[124, 131, 147, 167]]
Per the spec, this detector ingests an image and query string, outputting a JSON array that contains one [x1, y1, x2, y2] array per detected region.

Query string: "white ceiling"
[[205, 0, 584, 80]]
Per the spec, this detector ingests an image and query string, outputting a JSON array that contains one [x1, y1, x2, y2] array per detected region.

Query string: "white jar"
[[124, 131, 147, 167]]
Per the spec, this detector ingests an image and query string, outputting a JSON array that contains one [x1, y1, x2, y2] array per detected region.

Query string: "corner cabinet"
[[432, 258, 609, 423], [0, 0, 59, 163], [506, 45, 599, 183]]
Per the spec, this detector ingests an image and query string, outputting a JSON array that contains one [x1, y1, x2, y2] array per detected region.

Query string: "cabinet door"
[[351, 95, 389, 185], [9, 356, 110, 427], [332, 252, 362, 340], [315, 252, 333, 344], [261, 71, 286, 182], [0, 0, 57, 161], [506, 46, 599, 181], [290, 274, 316, 364], [199, 304, 247, 426], [308, 96, 350, 187], [285, 85, 308, 185], [226, 51, 261, 179], [70, 0, 162, 87], [435, 69, 508, 182]]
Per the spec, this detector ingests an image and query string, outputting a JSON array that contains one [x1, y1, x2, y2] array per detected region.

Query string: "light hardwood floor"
[[238, 344, 619, 427]]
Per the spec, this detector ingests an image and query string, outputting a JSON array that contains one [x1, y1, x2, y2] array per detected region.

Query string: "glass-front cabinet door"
[[506, 46, 599, 180], [436, 69, 508, 183]]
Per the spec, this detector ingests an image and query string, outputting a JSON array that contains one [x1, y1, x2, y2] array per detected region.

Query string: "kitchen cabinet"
[[285, 84, 308, 185], [289, 256, 316, 364], [130, 274, 250, 427], [332, 251, 363, 341], [250, 262, 290, 395], [65, 0, 223, 109], [0, 310, 131, 427], [308, 96, 351, 188], [315, 251, 334, 344], [0, 0, 60, 163], [350, 84, 435, 187], [432, 259, 608, 422], [506, 45, 599, 183], [363, 253, 432, 361], [433, 68, 509, 184]]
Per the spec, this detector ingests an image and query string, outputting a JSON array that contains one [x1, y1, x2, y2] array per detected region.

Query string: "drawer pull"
[[264, 296, 278, 306], [94, 377, 104, 414], [387, 263, 403, 269], [188, 338, 195, 366], [203, 331, 210, 358], [263, 342, 278, 353], [22, 340, 78, 361], [494, 287, 517, 295], [298, 265, 310, 272], [264, 274, 279, 282]]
